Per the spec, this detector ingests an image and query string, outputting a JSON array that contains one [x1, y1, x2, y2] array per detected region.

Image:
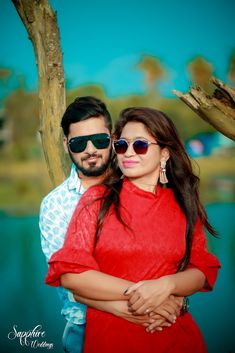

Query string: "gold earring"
[[159, 160, 168, 184]]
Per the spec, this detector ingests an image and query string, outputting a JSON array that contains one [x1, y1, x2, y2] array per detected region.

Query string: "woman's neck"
[[128, 176, 159, 193]]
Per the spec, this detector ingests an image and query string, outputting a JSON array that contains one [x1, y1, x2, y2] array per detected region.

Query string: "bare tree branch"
[[173, 77, 235, 141]]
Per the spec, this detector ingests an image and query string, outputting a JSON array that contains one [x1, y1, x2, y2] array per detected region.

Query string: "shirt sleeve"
[[45, 186, 104, 287], [188, 219, 221, 291], [39, 195, 69, 262]]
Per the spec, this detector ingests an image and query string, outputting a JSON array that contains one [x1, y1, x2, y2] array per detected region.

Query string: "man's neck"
[[78, 172, 106, 189]]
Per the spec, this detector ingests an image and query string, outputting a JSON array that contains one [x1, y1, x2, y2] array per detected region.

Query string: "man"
[[40, 96, 182, 353], [39, 96, 113, 353]]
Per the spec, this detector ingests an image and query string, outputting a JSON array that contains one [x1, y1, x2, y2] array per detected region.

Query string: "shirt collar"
[[68, 164, 86, 194]]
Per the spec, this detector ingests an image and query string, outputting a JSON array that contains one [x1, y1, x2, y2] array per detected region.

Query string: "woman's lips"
[[122, 160, 139, 168]]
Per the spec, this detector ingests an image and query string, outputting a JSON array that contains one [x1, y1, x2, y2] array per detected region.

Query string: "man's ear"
[[161, 147, 170, 162], [63, 136, 69, 153]]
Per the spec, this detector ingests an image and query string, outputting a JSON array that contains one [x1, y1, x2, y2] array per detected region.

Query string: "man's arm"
[[72, 293, 182, 329], [39, 196, 68, 261], [72, 294, 151, 325]]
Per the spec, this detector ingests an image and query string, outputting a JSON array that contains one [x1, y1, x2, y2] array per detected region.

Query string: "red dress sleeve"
[[45, 185, 105, 287], [188, 219, 221, 291]]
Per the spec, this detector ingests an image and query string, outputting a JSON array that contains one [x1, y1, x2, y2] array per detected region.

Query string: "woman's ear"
[[161, 147, 170, 162]]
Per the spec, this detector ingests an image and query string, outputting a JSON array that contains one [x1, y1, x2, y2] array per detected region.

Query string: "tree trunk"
[[12, 0, 69, 186], [173, 77, 235, 141]]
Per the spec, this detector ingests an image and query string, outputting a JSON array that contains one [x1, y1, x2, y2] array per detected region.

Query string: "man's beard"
[[68, 150, 111, 177]]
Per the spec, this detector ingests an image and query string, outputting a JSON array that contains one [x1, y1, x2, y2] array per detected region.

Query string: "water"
[[0, 203, 234, 353], [0, 213, 64, 353]]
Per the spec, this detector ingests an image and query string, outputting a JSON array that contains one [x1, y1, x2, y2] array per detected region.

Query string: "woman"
[[46, 107, 220, 353]]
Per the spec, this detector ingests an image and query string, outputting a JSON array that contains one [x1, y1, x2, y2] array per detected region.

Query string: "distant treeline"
[[0, 54, 235, 161]]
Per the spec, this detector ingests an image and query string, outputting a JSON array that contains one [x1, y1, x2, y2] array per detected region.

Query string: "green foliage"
[[2, 87, 40, 160]]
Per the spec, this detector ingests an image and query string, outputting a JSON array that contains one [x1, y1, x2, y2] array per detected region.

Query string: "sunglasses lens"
[[133, 140, 149, 154], [91, 134, 110, 149], [69, 138, 87, 153], [113, 140, 128, 154], [69, 134, 110, 153]]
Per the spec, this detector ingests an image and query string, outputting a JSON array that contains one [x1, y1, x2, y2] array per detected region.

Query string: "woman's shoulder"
[[73, 184, 107, 216], [81, 184, 107, 202]]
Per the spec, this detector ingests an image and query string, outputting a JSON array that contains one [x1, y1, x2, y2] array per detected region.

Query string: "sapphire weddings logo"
[[7, 325, 54, 349]]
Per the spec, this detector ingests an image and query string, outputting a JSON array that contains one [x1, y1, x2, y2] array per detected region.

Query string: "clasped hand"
[[124, 277, 175, 315], [124, 277, 182, 333]]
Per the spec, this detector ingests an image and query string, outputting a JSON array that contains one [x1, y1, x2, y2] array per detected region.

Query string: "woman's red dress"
[[46, 178, 220, 353]]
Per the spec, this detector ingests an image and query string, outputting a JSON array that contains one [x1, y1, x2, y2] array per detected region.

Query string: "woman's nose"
[[124, 142, 135, 156]]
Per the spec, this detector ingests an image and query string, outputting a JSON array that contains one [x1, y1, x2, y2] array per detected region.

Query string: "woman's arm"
[[164, 267, 206, 296], [47, 187, 133, 297], [125, 268, 205, 315], [124, 219, 220, 316], [61, 270, 133, 301]]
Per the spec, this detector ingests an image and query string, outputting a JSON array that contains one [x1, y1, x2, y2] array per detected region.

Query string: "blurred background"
[[0, 0, 235, 352]]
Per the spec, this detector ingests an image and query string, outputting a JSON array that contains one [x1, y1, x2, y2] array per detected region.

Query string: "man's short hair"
[[61, 96, 112, 136]]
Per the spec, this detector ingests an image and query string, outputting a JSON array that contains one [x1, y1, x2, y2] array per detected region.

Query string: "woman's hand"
[[124, 276, 175, 315]]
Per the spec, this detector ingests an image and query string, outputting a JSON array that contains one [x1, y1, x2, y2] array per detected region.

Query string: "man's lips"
[[82, 154, 101, 163], [87, 157, 99, 163]]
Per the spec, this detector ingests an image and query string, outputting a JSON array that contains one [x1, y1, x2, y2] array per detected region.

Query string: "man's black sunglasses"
[[68, 133, 111, 153]]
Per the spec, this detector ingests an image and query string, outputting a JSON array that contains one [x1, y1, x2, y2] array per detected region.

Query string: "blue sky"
[[1, 0, 235, 98]]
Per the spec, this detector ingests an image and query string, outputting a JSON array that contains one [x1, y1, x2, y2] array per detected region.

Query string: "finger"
[[148, 314, 162, 320], [164, 299, 181, 311], [158, 303, 175, 315], [124, 282, 143, 295], [163, 303, 181, 318], [150, 311, 176, 324], [169, 295, 184, 309], [128, 298, 146, 313], [151, 309, 176, 323], [131, 301, 154, 315], [154, 301, 180, 318], [153, 327, 164, 333], [128, 292, 142, 306], [146, 320, 172, 332], [126, 316, 153, 325], [155, 305, 177, 320], [173, 307, 181, 317]]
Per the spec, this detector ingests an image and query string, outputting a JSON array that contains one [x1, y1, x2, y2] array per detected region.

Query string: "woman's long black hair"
[[96, 107, 217, 271]]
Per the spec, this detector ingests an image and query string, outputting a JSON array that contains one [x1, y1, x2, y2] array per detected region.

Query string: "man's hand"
[[73, 293, 183, 332], [145, 295, 183, 333], [73, 293, 152, 326], [107, 300, 153, 326]]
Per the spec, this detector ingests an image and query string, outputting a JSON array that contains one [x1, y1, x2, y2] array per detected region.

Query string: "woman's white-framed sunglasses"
[[112, 138, 158, 155]]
